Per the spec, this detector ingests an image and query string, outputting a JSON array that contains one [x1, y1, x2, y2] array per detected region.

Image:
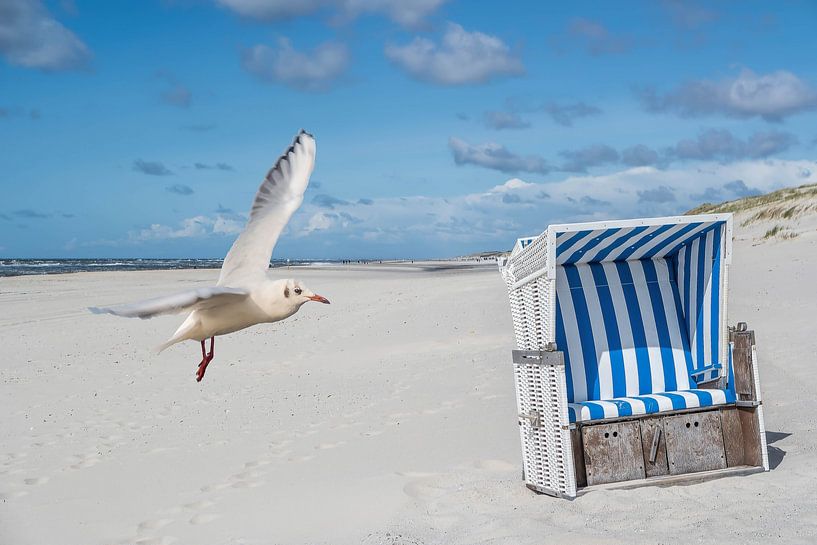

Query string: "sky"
[[1, 0, 816, 259]]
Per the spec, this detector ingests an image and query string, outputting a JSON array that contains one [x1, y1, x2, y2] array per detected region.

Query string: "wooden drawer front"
[[582, 421, 645, 486], [664, 411, 727, 475]]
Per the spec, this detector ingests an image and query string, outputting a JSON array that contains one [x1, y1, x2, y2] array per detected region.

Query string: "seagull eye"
[[294, 287, 302, 295]]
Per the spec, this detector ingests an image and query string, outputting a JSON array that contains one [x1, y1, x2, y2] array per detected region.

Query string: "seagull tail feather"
[[154, 338, 180, 355]]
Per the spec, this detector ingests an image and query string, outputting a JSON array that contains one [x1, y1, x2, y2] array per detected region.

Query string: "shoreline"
[[0, 258, 500, 278]]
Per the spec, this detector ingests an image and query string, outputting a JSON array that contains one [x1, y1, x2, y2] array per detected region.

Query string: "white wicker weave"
[[501, 233, 576, 497]]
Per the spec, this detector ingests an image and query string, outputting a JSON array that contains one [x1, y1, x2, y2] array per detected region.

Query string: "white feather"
[[218, 130, 316, 287], [89, 287, 249, 320]]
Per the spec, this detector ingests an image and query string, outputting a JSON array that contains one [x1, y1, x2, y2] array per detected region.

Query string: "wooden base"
[[571, 404, 766, 490], [577, 465, 764, 495]]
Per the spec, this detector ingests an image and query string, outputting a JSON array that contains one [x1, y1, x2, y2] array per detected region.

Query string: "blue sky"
[[1, 0, 816, 259]]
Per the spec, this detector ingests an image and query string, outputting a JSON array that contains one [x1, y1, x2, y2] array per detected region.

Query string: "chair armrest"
[[690, 363, 722, 384]]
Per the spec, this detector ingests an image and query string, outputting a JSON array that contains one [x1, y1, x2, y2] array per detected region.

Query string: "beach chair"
[[499, 214, 769, 497]]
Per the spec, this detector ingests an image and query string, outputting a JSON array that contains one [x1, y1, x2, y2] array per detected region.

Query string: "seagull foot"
[[195, 337, 215, 382], [195, 355, 213, 382]]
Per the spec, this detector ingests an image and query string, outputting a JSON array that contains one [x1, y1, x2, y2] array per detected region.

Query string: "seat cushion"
[[568, 388, 735, 423]]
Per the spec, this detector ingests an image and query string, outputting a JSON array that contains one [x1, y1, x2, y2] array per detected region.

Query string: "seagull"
[[90, 130, 329, 382]]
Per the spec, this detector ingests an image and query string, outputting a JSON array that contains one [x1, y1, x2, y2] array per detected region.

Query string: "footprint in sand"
[[132, 536, 177, 545], [231, 480, 263, 489], [147, 447, 178, 455], [189, 513, 220, 525], [402, 477, 449, 500], [230, 469, 265, 481], [156, 506, 183, 516], [69, 452, 102, 470], [137, 518, 174, 532], [227, 470, 265, 489], [315, 441, 346, 450], [24, 476, 48, 485], [200, 482, 232, 493], [243, 460, 272, 469], [183, 500, 214, 510], [473, 459, 516, 472]]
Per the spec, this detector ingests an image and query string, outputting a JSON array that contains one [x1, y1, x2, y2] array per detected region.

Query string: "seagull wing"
[[217, 130, 316, 287], [89, 287, 249, 320]]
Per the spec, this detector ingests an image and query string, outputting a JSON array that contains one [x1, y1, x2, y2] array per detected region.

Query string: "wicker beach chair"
[[499, 214, 769, 498]]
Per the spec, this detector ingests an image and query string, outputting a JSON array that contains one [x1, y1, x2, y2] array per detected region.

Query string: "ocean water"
[[0, 258, 318, 277]]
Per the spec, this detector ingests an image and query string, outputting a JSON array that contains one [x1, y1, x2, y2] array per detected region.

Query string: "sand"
[[2, 221, 816, 544]]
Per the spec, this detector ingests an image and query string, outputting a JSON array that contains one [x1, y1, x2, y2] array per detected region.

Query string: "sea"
[[0, 258, 323, 277]]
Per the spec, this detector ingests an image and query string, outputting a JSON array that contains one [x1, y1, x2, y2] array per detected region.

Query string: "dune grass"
[[686, 182, 817, 217]]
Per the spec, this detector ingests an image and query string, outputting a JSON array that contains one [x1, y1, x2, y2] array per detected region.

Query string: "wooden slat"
[[664, 411, 727, 475], [571, 427, 587, 488], [639, 417, 669, 477], [720, 407, 746, 467], [732, 329, 757, 402], [582, 421, 645, 486], [738, 406, 763, 467]]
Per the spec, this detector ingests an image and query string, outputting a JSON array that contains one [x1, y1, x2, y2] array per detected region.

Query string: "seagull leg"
[[195, 337, 215, 382]]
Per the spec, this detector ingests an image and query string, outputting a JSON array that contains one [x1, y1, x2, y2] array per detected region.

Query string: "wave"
[[0, 258, 343, 277]]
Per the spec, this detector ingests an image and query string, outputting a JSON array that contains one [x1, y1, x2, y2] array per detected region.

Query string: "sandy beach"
[[2, 217, 817, 544]]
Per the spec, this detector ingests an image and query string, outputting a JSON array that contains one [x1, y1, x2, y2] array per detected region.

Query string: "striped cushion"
[[568, 388, 735, 423]]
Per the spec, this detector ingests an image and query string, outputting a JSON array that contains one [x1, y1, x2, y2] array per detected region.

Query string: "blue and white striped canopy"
[[552, 217, 730, 265], [544, 215, 732, 414], [511, 236, 537, 257]]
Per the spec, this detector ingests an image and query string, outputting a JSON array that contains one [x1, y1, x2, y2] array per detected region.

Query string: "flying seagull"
[[90, 130, 329, 382]]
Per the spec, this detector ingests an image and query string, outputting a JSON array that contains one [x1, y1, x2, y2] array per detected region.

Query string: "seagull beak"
[[309, 294, 330, 304]]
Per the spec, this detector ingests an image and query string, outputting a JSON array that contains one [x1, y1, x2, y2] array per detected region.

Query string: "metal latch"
[[649, 428, 662, 464], [512, 347, 564, 366], [519, 410, 541, 427]]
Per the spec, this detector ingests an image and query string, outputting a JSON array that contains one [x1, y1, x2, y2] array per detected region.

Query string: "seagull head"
[[284, 279, 330, 306]]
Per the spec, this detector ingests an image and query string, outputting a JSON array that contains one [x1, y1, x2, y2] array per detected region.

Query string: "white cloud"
[[213, 216, 244, 235], [281, 158, 817, 247], [449, 137, 549, 174], [559, 144, 620, 173], [385, 23, 524, 85], [304, 212, 335, 234], [543, 102, 602, 126], [483, 110, 530, 130], [493, 178, 536, 191], [667, 129, 797, 160], [564, 18, 633, 55], [242, 38, 349, 91], [339, 0, 447, 27], [156, 71, 192, 108], [215, 0, 446, 27], [130, 214, 243, 242], [641, 68, 817, 121], [0, 0, 91, 71], [100, 159, 816, 256], [215, 0, 324, 20]]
